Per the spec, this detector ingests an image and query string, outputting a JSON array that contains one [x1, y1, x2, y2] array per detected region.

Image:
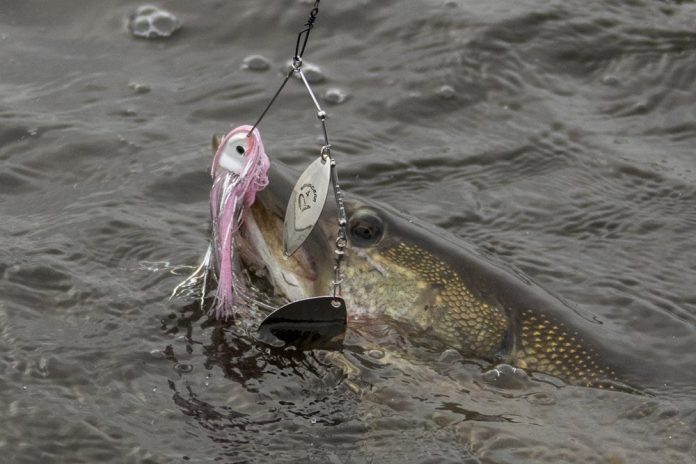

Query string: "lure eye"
[[348, 209, 384, 247], [217, 132, 248, 174]]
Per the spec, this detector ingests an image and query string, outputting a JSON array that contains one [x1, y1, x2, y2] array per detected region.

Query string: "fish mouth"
[[240, 162, 334, 303]]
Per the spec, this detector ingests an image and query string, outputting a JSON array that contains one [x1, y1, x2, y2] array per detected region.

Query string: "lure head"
[[212, 130, 252, 176]]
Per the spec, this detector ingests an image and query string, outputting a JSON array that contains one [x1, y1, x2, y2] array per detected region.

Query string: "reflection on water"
[[1, 0, 696, 463]]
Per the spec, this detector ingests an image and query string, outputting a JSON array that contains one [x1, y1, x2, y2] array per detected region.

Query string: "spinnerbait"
[[174, 0, 349, 343]]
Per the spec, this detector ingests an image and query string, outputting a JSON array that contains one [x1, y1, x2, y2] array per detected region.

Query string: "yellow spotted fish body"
[[341, 208, 623, 388], [514, 310, 616, 386]]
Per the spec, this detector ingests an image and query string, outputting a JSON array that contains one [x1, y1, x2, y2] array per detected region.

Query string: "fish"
[[214, 137, 644, 390]]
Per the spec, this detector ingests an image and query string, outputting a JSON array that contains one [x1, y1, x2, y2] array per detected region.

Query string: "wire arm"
[[248, 1, 322, 135]]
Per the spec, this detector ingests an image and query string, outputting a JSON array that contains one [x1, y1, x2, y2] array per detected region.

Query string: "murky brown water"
[[1, 1, 696, 462]]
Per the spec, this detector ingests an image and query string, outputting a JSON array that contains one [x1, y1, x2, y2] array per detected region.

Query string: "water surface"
[[1, 1, 696, 462]]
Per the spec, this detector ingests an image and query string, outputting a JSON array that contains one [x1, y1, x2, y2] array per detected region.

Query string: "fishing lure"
[[172, 125, 270, 320], [173, 0, 347, 341]]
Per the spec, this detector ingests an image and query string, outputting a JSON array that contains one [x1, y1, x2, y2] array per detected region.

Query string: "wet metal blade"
[[283, 156, 330, 257], [257, 296, 347, 350]]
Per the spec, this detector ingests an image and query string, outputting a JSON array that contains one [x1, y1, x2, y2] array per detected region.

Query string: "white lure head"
[[216, 131, 248, 175]]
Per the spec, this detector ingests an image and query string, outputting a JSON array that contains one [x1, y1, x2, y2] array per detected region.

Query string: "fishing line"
[[248, 0, 321, 135]]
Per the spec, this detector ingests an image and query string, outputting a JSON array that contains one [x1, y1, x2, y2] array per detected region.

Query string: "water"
[[1, 0, 696, 462]]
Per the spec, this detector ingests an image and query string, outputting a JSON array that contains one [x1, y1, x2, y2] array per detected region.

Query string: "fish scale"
[[514, 310, 618, 387], [351, 242, 510, 359]]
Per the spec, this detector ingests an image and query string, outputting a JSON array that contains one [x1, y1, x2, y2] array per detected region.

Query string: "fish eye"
[[348, 209, 384, 247], [236, 145, 245, 155]]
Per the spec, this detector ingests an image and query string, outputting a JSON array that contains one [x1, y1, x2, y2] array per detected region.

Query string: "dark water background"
[[2, 0, 696, 462]]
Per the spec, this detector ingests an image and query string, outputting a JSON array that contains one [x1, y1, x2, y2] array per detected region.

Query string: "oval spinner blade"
[[283, 156, 331, 256]]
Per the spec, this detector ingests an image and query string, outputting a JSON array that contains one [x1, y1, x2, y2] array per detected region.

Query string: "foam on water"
[[128, 5, 181, 39]]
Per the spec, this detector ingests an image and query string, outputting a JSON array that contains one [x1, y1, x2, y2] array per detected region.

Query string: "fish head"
[[238, 154, 454, 333]]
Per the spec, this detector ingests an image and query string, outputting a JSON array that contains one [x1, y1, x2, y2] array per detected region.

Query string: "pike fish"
[[224, 141, 643, 390]]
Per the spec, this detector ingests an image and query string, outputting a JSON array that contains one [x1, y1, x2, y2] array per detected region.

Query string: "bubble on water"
[[438, 348, 462, 363], [149, 349, 165, 359], [602, 75, 620, 86], [310, 417, 317, 424], [367, 349, 385, 359], [174, 362, 193, 373], [323, 88, 349, 105], [437, 84, 456, 99], [128, 5, 181, 39], [481, 363, 529, 390], [303, 65, 325, 83], [128, 82, 151, 94], [242, 55, 271, 72], [286, 60, 326, 84]]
